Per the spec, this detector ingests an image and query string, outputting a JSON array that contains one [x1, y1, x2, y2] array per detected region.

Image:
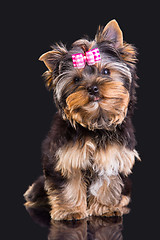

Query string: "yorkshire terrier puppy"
[[24, 19, 140, 220]]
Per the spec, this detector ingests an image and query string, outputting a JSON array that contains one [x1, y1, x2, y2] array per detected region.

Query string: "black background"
[[2, 1, 159, 239]]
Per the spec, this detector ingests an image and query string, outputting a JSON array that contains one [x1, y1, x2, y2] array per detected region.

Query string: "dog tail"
[[24, 175, 49, 210]]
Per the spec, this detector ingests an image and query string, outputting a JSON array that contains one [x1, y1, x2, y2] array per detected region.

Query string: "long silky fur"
[[24, 20, 140, 220]]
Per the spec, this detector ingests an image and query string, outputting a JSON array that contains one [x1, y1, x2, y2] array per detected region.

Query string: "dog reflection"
[[49, 220, 87, 240], [49, 217, 122, 240], [25, 205, 123, 240]]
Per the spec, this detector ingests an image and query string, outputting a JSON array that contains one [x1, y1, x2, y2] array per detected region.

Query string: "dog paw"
[[102, 208, 123, 217], [64, 212, 88, 221], [51, 211, 88, 221], [88, 203, 124, 218]]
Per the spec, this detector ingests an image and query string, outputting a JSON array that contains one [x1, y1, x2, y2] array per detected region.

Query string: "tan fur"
[[64, 79, 130, 130], [66, 88, 89, 111], [93, 143, 140, 177], [54, 139, 139, 219], [39, 44, 67, 71], [99, 80, 130, 126], [88, 175, 124, 216], [55, 139, 95, 177], [121, 43, 137, 64], [25, 19, 140, 221], [96, 19, 123, 48], [87, 196, 122, 217], [88, 185, 130, 217], [51, 140, 139, 219], [119, 195, 130, 207], [45, 170, 88, 220], [64, 101, 100, 130], [56, 138, 139, 179], [103, 20, 123, 48]]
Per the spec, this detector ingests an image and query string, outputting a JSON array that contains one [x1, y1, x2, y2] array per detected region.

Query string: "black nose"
[[87, 85, 99, 95]]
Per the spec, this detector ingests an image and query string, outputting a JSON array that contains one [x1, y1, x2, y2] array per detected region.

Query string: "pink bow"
[[72, 48, 101, 69]]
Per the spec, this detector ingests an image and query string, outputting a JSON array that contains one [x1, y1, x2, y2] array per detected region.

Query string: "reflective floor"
[[23, 202, 157, 240], [26, 206, 123, 240]]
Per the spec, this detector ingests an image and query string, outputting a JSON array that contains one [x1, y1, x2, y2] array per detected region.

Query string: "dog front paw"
[[63, 212, 88, 221], [101, 208, 123, 217], [51, 210, 88, 221]]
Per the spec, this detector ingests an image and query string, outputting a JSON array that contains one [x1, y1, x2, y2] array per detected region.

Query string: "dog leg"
[[46, 170, 88, 221], [88, 175, 126, 217]]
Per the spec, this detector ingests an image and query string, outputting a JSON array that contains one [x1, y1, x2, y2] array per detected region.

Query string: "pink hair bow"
[[72, 48, 101, 69]]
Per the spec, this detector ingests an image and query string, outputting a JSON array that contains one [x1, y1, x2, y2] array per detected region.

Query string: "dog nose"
[[87, 85, 99, 95]]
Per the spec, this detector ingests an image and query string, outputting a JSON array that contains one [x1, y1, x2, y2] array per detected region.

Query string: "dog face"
[[40, 20, 137, 131]]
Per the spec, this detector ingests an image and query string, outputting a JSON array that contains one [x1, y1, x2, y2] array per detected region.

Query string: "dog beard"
[[63, 79, 129, 130]]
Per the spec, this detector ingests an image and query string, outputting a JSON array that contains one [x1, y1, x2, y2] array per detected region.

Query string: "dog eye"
[[101, 68, 110, 75], [74, 76, 81, 83]]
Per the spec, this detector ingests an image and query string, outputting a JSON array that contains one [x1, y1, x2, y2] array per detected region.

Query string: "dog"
[[24, 19, 140, 220]]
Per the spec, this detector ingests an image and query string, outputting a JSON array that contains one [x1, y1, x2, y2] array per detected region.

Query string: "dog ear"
[[39, 43, 67, 71], [95, 19, 123, 48], [39, 43, 67, 90]]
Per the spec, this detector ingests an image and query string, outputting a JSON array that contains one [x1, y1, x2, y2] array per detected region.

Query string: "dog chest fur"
[[55, 139, 139, 178]]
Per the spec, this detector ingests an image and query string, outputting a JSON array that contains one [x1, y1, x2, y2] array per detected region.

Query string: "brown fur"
[[24, 19, 140, 221], [55, 137, 139, 178], [55, 139, 94, 177], [93, 143, 140, 176], [88, 175, 123, 216], [48, 139, 138, 219], [45, 170, 87, 220], [95, 20, 123, 48], [64, 79, 129, 130]]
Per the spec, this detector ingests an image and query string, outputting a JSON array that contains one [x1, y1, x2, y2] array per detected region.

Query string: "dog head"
[[39, 20, 137, 131]]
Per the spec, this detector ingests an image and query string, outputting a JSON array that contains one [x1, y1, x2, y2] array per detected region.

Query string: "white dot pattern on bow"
[[72, 48, 101, 69]]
